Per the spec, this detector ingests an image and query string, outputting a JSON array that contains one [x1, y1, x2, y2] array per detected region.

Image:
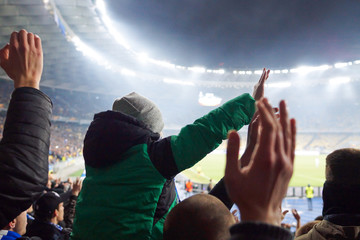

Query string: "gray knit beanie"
[[112, 92, 164, 133]]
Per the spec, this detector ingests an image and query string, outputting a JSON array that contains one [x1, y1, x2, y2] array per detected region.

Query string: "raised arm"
[[0, 30, 52, 229]]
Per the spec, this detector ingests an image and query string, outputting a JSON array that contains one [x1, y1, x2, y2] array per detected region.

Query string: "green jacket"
[[71, 93, 255, 240]]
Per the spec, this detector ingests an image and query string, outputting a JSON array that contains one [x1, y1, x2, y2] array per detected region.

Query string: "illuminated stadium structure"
[[0, 1, 359, 143]]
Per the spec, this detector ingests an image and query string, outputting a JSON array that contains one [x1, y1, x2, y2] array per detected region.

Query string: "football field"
[[182, 153, 326, 187]]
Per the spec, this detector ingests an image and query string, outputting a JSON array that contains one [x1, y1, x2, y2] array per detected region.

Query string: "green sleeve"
[[171, 93, 255, 172]]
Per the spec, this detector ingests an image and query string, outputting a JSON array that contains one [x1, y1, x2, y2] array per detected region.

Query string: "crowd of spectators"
[[0, 29, 359, 240]]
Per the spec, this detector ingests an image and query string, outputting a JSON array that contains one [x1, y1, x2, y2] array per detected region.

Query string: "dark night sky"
[[105, 0, 360, 69]]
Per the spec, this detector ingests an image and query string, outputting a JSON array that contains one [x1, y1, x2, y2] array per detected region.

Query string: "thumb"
[[0, 44, 10, 68], [225, 130, 241, 182]]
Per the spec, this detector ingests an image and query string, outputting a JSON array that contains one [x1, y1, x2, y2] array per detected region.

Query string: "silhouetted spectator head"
[[325, 148, 360, 184], [163, 194, 235, 240], [112, 92, 164, 133], [323, 148, 360, 216], [314, 215, 323, 221], [34, 191, 69, 224]]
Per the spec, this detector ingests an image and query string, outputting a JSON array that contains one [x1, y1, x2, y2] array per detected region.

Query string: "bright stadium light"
[[254, 70, 263, 75], [213, 69, 225, 74], [290, 65, 331, 74], [273, 70, 281, 74], [238, 71, 246, 75], [96, 0, 131, 50], [176, 65, 186, 70], [233, 70, 238, 74], [281, 69, 289, 73], [267, 81, 292, 88], [188, 66, 206, 73], [136, 52, 150, 63], [121, 68, 136, 76], [198, 92, 222, 106], [151, 59, 175, 69], [334, 62, 349, 68], [329, 77, 351, 85], [354, 60, 360, 64], [72, 36, 109, 65], [163, 78, 195, 86], [246, 71, 252, 75]]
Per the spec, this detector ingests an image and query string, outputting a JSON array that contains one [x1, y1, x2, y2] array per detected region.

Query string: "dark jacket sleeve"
[[0, 87, 52, 228], [64, 195, 78, 228], [229, 222, 294, 240], [209, 178, 233, 209]]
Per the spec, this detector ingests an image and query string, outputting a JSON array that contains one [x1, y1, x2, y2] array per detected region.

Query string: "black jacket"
[[26, 219, 71, 240], [0, 87, 52, 228]]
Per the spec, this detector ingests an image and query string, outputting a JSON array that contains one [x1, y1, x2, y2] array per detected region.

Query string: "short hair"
[[163, 194, 235, 240], [325, 148, 360, 184]]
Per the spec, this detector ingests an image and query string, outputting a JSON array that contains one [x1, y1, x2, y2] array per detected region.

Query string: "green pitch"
[[182, 153, 326, 187]]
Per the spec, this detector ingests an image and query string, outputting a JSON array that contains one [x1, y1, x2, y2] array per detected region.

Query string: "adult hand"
[[225, 98, 296, 225], [252, 68, 270, 101], [71, 177, 83, 196], [0, 29, 43, 89]]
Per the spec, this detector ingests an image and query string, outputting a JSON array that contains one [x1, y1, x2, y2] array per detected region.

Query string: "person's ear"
[[9, 219, 16, 229], [54, 209, 59, 217]]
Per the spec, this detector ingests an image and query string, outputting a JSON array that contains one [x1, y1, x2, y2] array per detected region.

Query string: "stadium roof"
[[0, 0, 359, 96]]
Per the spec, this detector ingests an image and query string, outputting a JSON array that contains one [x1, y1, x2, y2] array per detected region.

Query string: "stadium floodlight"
[[207, 69, 213, 73], [238, 71, 246, 75], [273, 70, 281, 74], [95, 0, 106, 13], [163, 78, 195, 86], [254, 70, 263, 75], [136, 52, 150, 63], [334, 62, 349, 68], [121, 68, 136, 77], [176, 65, 186, 70], [290, 65, 331, 74], [213, 69, 225, 74], [233, 70, 238, 74], [150, 59, 175, 69], [188, 66, 206, 73], [266, 81, 292, 88], [198, 92, 222, 106], [281, 69, 289, 73], [245, 71, 252, 75], [329, 77, 351, 85], [72, 36, 110, 67], [354, 60, 360, 64]]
